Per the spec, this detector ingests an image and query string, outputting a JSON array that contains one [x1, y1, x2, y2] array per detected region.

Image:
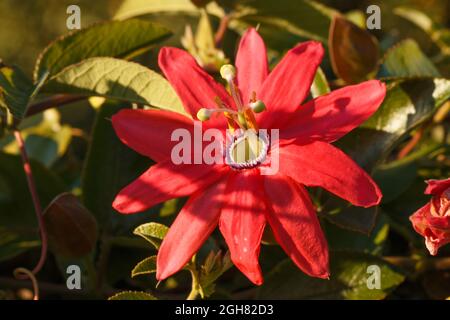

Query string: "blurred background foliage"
[[0, 0, 449, 300]]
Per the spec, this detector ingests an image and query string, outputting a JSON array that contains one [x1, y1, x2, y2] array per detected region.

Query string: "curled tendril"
[[14, 268, 39, 300]]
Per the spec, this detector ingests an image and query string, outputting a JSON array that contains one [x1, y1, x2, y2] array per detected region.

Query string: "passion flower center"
[[226, 130, 269, 169]]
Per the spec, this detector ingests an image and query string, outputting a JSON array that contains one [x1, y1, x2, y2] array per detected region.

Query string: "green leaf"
[[372, 140, 441, 204], [0, 110, 72, 167], [45, 57, 186, 115], [394, 7, 450, 54], [383, 39, 440, 78], [257, 251, 405, 299], [323, 203, 379, 235], [0, 65, 34, 119], [198, 251, 232, 298], [81, 101, 153, 235], [324, 213, 389, 255], [0, 152, 66, 260], [329, 15, 379, 84], [108, 291, 157, 300], [310, 67, 330, 98], [0, 227, 40, 262], [339, 78, 450, 171], [234, 0, 335, 44], [133, 222, 169, 249], [34, 19, 172, 80], [131, 255, 157, 278], [0, 152, 66, 228], [114, 0, 224, 20]]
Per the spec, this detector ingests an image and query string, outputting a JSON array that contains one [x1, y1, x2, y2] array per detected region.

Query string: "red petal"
[[236, 28, 268, 105], [425, 178, 450, 195], [219, 169, 266, 285], [279, 141, 382, 207], [112, 109, 194, 162], [113, 161, 227, 214], [258, 41, 324, 128], [157, 177, 228, 280], [264, 175, 329, 278], [409, 202, 432, 237], [158, 47, 232, 127], [280, 80, 386, 143]]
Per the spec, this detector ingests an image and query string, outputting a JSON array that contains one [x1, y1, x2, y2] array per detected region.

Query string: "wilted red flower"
[[111, 28, 385, 285], [410, 178, 450, 255]]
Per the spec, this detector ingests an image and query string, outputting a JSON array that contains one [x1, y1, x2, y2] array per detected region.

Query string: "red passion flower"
[[111, 28, 386, 285], [410, 178, 450, 255]]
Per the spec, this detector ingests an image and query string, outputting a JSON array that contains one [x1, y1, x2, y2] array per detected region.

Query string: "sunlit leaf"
[[108, 291, 157, 300], [339, 78, 450, 171], [0, 66, 34, 120], [133, 222, 168, 249], [382, 39, 440, 78], [45, 57, 186, 115], [310, 67, 330, 98], [34, 19, 172, 80], [114, 0, 224, 20], [0, 110, 72, 167], [131, 255, 157, 278], [394, 7, 450, 54]]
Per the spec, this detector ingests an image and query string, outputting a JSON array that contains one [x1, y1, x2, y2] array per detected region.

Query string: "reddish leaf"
[[329, 15, 379, 84], [43, 193, 97, 258]]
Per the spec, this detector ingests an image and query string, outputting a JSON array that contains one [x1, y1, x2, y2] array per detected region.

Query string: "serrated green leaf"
[[257, 251, 405, 299], [108, 291, 157, 300], [198, 250, 232, 298], [34, 19, 172, 80], [133, 222, 169, 249], [339, 78, 450, 171], [45, 57, 186, 115], [131, 256, 157, 278], [310, 67, 330, 98], [383, 39, 440, 78], [0, 66, 34, 119]]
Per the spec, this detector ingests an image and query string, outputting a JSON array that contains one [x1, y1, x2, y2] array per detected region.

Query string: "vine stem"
[[186, 268, 200, 300], [25, 94, 84, 117], [13, 130, 47, 280], [214, 14, 230, 47], [13, 268, 39, 300], [186, 256, 201, 300]]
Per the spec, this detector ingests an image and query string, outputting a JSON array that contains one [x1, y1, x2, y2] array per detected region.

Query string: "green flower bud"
[[220, 64, 236, 81], [196, 108, 212, 121], [249, 100, 266, 113]]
